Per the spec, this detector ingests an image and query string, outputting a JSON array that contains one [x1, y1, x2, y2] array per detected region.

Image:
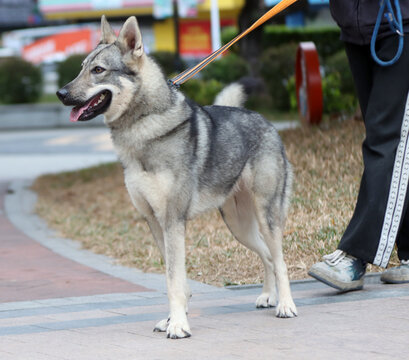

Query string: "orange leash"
[[169, 0, 299, 87]]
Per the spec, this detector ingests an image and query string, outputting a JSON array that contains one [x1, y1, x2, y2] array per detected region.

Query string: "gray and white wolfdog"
[[57, 16, 297, 339]]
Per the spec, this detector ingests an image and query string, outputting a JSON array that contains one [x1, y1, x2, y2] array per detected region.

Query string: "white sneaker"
[[381, 259, 409, 284], [308, 249, 367, 292]]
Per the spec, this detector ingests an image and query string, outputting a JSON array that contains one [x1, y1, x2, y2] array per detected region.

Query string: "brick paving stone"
[[0, 182, 151, 302]]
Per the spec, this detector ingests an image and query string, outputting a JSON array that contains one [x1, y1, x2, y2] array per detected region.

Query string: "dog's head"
[[56, 16, 144, 123]]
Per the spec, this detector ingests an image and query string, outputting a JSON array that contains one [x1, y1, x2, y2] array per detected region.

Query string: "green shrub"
[[263, 26, 342, 60], [259, 42, 298, 111], [221, 26, 240, 54], [221, 25, 342, 60], [201, 53, 249, 84], [0, 57, 43, 104], [286, 75, 297, 112], [181, 78, 201, 101], [322, 72, 357, 115], [57, 54, 86, 88], [324, 49, 355, 95], [221, 26, 238, 46], [286, 73, 357, 117], [322, 50, 357, 115], [246, 92, 273, 112], [150, 51, 186, 76], [286, 74, 357, 117], [181, 78, 224, 105]]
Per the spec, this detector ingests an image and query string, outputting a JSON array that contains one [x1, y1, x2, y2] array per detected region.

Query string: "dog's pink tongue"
[[69, 95, 102, 122], [70, 105, 86, 122]]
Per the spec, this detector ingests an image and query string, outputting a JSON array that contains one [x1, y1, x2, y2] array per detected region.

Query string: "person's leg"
[[307, 42, 371, 291], [396, 221, 409, 261], [338, 35, 409, 267], [309, 36, 409, 290], [381, 206, 409, 283], [343, 42, 373, 120]]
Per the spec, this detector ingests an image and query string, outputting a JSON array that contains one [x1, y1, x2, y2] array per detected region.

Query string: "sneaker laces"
[[323, 249, 354, 266]]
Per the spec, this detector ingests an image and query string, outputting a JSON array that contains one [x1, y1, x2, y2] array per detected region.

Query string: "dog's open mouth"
[[70, 90, 112, 122]]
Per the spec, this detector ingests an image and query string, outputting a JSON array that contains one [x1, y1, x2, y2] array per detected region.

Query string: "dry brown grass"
[[32, 118, 399, 287]]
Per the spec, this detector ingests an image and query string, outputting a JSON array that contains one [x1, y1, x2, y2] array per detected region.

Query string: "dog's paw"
[[255, 293, 276, 308], [153, 318, 169, 332], [275, 299, 297, 318], [167, 321, 191, 339]]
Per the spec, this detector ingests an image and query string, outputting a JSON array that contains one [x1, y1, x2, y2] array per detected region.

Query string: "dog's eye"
[[92, 66, 105, 74]]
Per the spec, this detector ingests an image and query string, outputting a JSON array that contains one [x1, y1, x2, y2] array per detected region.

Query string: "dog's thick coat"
[[57, 16, 297, 339]]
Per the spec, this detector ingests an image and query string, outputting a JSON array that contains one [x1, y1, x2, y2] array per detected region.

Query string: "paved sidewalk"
[[0, 182, 150, 302], [0, 180, 408, 359], [0, 128, 117, 180]]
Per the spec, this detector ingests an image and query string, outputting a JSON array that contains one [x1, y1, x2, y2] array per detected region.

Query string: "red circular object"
[[295, 42, 323, 125]]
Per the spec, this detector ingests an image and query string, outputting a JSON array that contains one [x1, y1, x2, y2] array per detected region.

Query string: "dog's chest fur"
[[110, 124, 179, 220], [109, 108, 236, 221]]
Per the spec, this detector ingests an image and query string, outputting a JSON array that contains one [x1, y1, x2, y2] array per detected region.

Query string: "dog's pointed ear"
[[100, 15, 116, 44], [117, 16, 144, 57]]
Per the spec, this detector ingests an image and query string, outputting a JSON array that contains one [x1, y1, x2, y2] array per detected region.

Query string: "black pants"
[[338, 35, 409, 266]]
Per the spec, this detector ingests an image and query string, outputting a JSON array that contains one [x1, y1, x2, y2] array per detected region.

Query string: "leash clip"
[[167, 79, 180, 89], [396, 29, 404, 36]]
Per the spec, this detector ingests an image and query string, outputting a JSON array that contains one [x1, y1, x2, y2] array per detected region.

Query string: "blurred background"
[[0, 0, 359, 120]]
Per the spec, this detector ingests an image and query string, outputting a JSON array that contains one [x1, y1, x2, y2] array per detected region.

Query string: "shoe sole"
[[380, 277, 409, 284], [308, 268, 364, 292]]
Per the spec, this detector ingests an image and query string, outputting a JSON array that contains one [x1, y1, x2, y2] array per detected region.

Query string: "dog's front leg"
[[146, 215, 171, 333], [164, 221, 191, 339]]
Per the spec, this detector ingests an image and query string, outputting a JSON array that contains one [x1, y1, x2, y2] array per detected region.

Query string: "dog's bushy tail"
[[213, 83, 246, 108], [213, 77, 263, 108]]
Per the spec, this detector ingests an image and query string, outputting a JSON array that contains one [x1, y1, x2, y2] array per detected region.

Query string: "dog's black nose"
[[56, 88, 68, 102]]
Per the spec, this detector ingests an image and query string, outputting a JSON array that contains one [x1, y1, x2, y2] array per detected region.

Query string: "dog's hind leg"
[[253, 195, 297, 318], [220, 186, 278, 308], [146, 215, 166, 259]]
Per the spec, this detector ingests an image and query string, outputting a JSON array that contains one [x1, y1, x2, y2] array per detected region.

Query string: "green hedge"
[[219, 25, 348, 113], [260, 42, 299, 111], [150, 51, 186, 77], [222, 25, 342, 60], [325, 49, 355, 95], [0, 57, 43, 104], [221, 26, 240, 53], [57, 54, 86, 88], [322, 49, 357, 114], [181, 78, 224, 105], [263, 26, 342, 60], [181, 41, 356, 116], [201, 53, 249, 84]]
